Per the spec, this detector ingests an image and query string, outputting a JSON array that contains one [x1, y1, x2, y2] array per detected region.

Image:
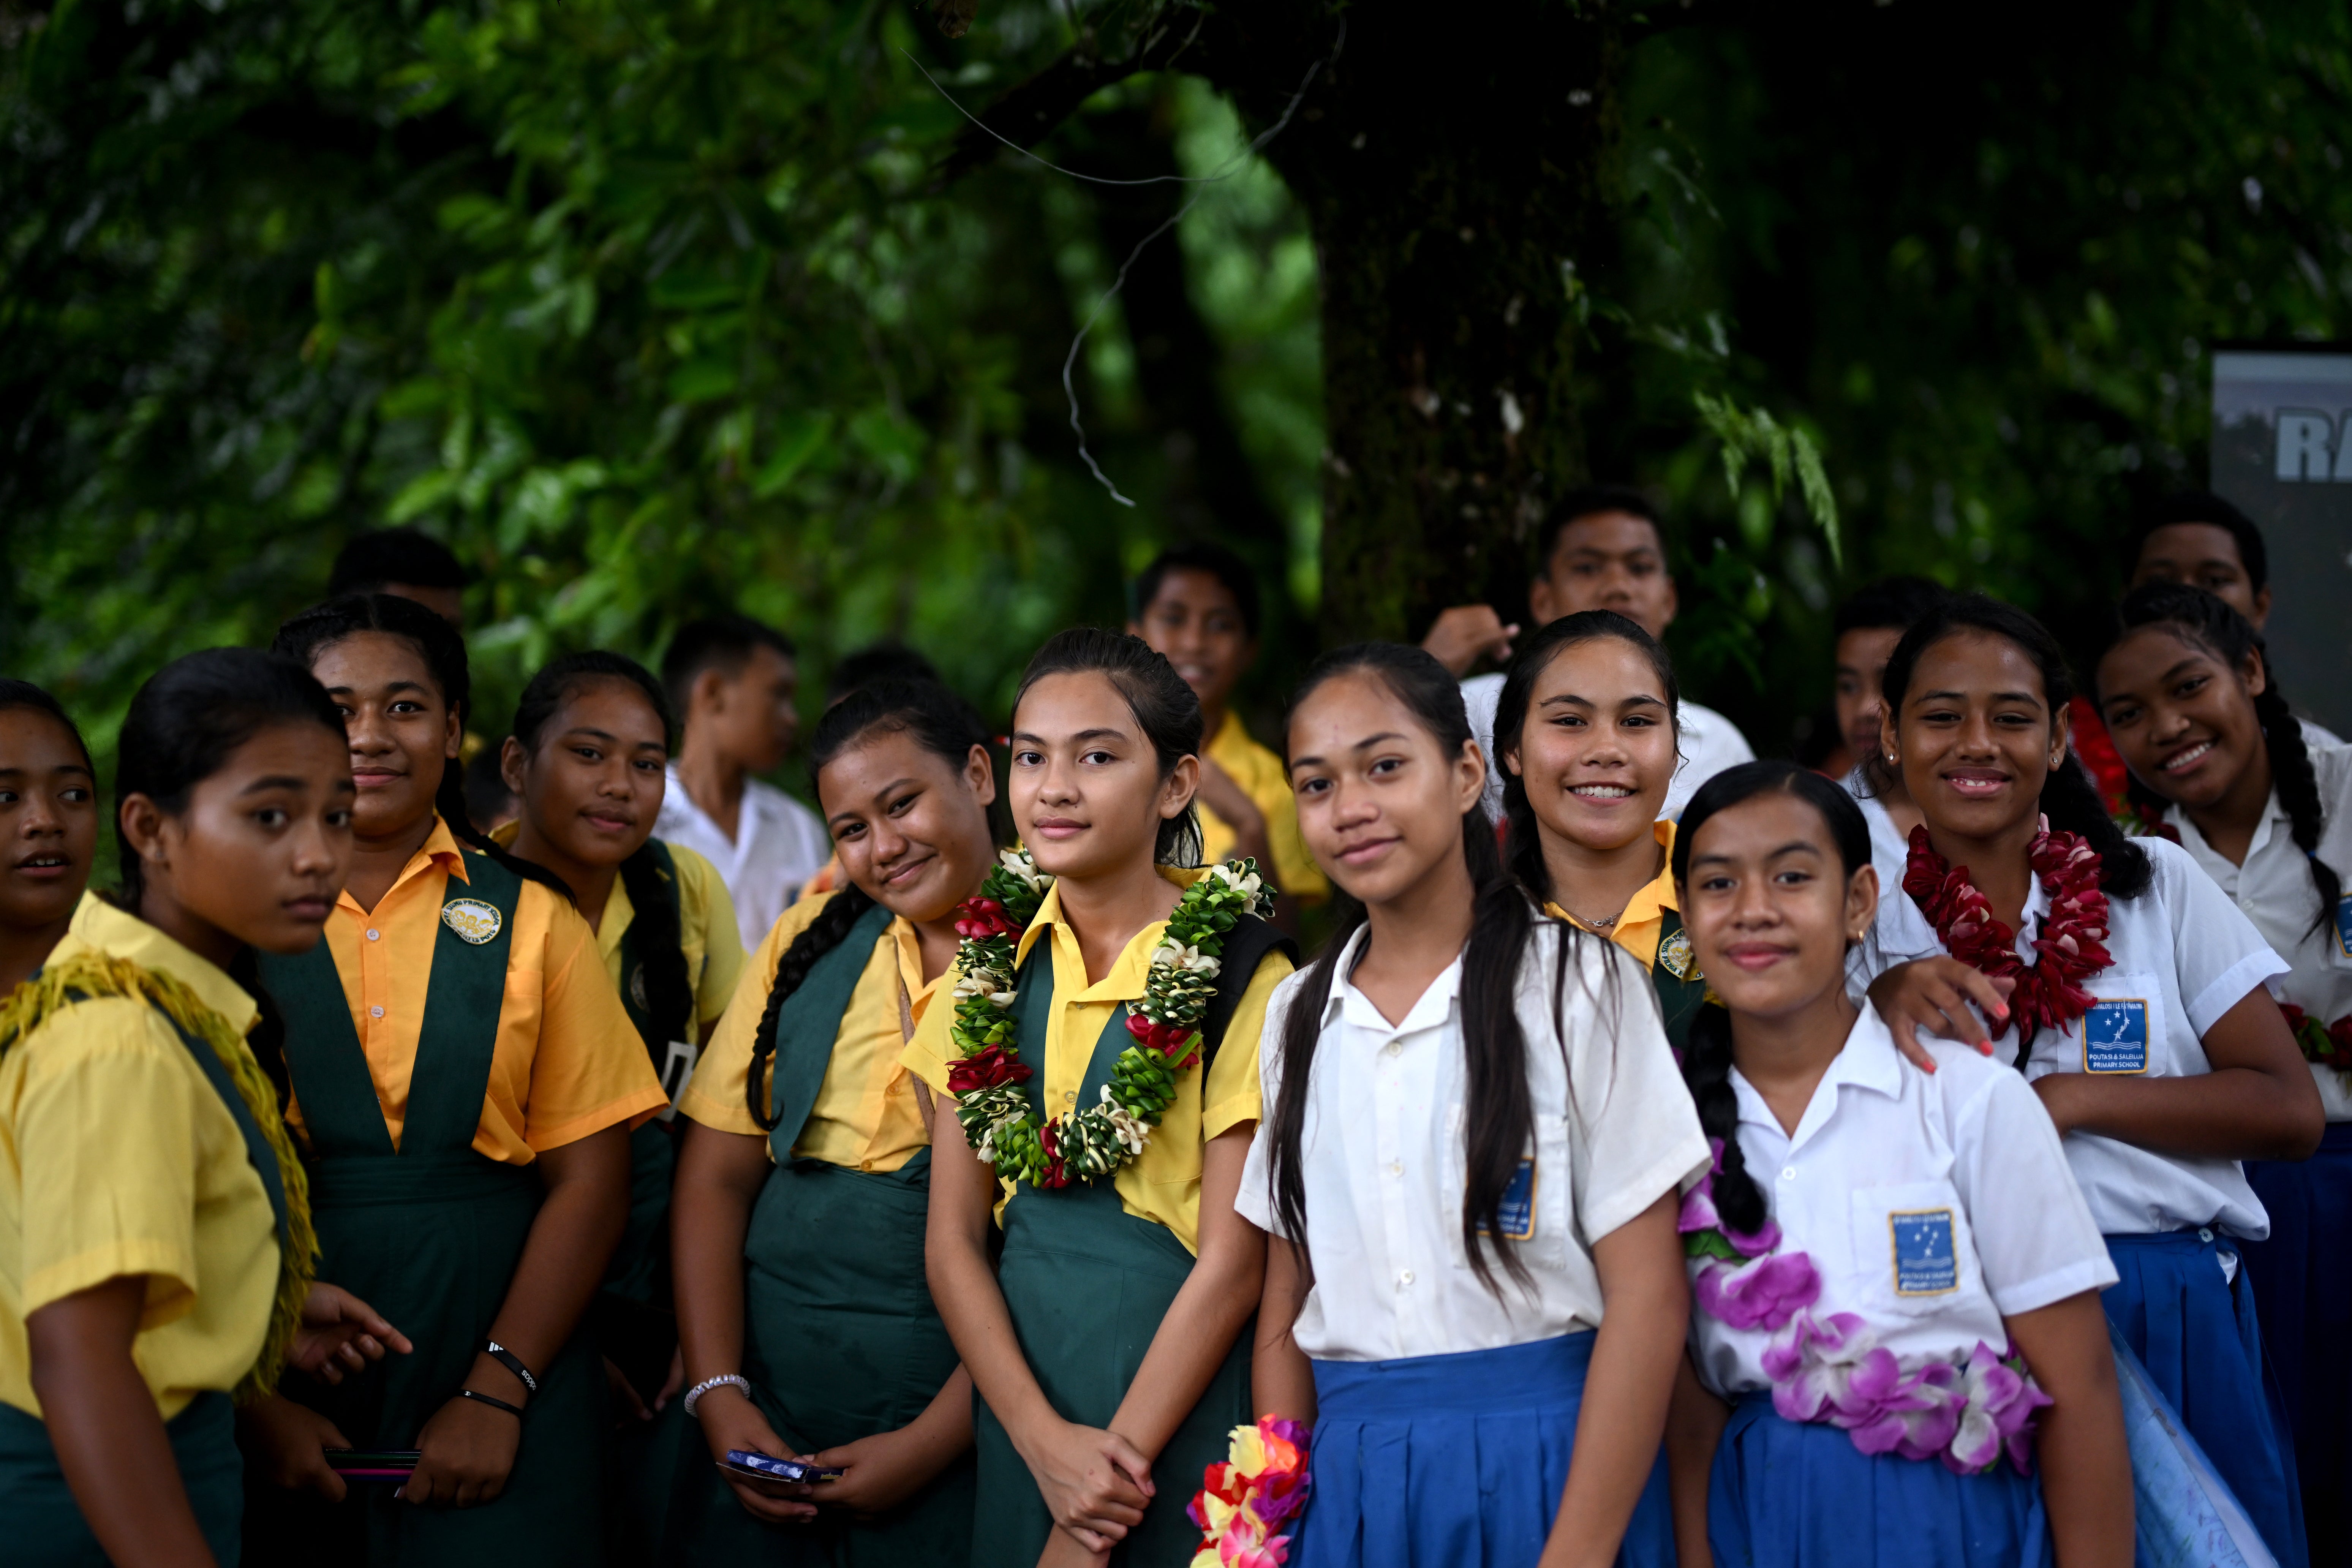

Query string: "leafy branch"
[[1693, 390, 1841, 571]]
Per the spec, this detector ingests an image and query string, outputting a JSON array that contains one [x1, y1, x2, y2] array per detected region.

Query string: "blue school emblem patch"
[[1890, 1209, 1959, 1296], [1476, 1159, 1538, 1241], [440, 897, 503, 945], [1657, 927, 1698, 980], [2335, 895, 2352, 959], [2083, 999, 2150, 1074]]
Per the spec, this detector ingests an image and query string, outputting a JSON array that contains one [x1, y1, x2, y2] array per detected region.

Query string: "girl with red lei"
[[2098, 583, 2352, 1563], [1859, 594, 2320, 1568]]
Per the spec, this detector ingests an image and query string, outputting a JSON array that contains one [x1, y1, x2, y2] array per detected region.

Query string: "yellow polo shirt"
[[1198, 711, 1328, 906], [1, 895, 280, 1420], [901, 866, 1291, 1256], [293, 817, 666, 1162], [490, 824, 745, 1036], [1544, 820, 1681, 972], [681, 891, 939, 1173]]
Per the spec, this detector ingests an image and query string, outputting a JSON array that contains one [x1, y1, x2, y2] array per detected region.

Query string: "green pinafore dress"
[[0, 995, 290, 1567], [1649, 908, 1713, 1053], [968, 930, 1285, 1568], [249, 857, 605, 1568], [661, 900, 974, 1567]]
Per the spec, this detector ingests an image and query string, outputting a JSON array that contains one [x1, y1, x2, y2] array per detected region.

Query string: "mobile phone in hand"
[[721, 1449, 844, 1485]]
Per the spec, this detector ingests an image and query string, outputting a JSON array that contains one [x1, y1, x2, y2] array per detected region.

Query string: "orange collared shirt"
[[291, 818, 666, 1162]]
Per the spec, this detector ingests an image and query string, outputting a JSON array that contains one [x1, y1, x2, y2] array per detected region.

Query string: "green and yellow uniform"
[[901, 867, 1293, 1567], [1542, 819, 1711, 1053], [1198, 711, 1328, 906]]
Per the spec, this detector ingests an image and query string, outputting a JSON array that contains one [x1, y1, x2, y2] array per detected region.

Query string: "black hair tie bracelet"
[[482, 1340, 539, 1395], [458, 1388, 524, 1418]]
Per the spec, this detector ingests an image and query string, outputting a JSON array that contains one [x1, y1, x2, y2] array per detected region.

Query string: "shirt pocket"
[[1845, 1179, 1982, 1321], [1444, 1102, 1570, 1269], [2072, 971, 2169, 1077]]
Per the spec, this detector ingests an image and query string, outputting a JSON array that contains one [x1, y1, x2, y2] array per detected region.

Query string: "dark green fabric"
[[0, 1391, 241, 1567], [1650, 908, 1710, 1054], [248, 853, 606, 1568], [607, 836, 683, 1307], [764, 901, 896, 1161], [967, 959, 1253, 1568]]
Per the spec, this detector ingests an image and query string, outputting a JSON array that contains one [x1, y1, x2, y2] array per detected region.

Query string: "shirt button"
[[1389, 1160, 1404, 1176], [1781, 1167, 1797, 1180], [2199, 1227, 2214, 1243], [1399, 1269, 1415, 1287], [1065, 1091, 1076, 1104], [370, 1005, 385, 1019], [365, 928, 381, 942]]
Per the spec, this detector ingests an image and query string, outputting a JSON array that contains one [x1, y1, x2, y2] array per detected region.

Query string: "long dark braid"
[[273, 594, 572, 901], [1491, 610, 1683, 909], [741, 678, 996, 1131], [507, 651, 696, 1053], [2113, 583, 2343, 937]]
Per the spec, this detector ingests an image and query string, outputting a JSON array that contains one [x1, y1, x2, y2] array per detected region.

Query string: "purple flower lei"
[[1680, 1141, 2052, 1476]]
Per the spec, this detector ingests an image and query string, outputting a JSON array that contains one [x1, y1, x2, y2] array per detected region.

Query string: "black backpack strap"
[[1200, 912, 1298, 1070]]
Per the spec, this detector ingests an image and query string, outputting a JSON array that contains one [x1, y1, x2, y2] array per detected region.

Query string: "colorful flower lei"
[[1187, 1416, 1311, 1567], [945, 849, 1276, 1189], [1903, 819, 2112, 1042], [2279, 1002, 2352, 1076], [1681, 1144, 2052, 1475]]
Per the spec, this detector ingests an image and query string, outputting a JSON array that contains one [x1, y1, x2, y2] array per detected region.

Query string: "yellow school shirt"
[[292, 817, 667, 1162], [680, 891, 939, 1172], [489, 824, 746, 1036], [1544, 820, 1681, 972], [1198, 711, 1329, 906], [1, 895, 280, 1420], [901, 866, 1292, 1256]]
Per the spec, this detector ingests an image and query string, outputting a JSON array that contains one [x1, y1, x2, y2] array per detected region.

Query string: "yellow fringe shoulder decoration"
[[0, 951, 318, 1405]]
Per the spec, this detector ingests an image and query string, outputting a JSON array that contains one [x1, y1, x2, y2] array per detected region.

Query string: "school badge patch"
[[1658, 927, 1698, 980], [441, 898, 503, 945], [629, 963, 649, 1012]]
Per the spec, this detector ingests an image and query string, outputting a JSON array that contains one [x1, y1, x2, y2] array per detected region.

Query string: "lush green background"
[[5, 0, 2348, 791]]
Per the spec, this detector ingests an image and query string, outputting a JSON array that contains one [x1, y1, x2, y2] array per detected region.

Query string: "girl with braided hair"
[[1491, 610, 1712, 1051], [2097, 582, 2352, 1561], [248, 595, 664, 1568], [665, 677, 997, 1564], [1664, 761, 2129, 1568], [1856, 594, 2319, 1568], [0, 656, 408, 1565]]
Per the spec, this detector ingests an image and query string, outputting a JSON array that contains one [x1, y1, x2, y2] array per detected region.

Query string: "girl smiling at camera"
[[906, 629, 1293, 1568], [1859, 594, 2319, 1568], [2097, 582, 2352, 1563], [248, 596, 664, 1568], [666, 679, 999, 1566], [1492, 611, 1710, 1051], [1663, 761, 2129, 1568], [1244, 642, 1703, 1568]]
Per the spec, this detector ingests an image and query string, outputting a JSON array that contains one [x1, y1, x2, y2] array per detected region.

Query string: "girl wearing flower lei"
[[907, 629, 1294, 1568], [1664, 760, 2131, 1568], [1244, 644, 1700, 1568], [2098, 582, 2352, 1563], [1860, 596, 2320, 1568]]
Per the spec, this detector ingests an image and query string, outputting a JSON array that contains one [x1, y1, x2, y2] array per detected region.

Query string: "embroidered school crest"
[[1658, 926, 1698, 980], [441, 898, 503, 945]]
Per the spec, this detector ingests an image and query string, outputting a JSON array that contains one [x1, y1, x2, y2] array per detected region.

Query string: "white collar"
[[1731, 1002, 1904, 1150], [1321, 923, 1465, 1037]]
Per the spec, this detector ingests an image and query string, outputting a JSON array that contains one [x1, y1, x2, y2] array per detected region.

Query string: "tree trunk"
[[1203, 2, 1626, 644]]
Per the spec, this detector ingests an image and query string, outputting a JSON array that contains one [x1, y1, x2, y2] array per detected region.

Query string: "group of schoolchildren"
[[0, 484, 2346, 1568]]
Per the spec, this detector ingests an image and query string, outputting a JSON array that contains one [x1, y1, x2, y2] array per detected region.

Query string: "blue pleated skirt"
[[1706, 1394, 2049, 1568], [2242, 1123, 2352, 1566], [1294, 1332, 1672, 1568], [2102, 1229, 2306, 1568]]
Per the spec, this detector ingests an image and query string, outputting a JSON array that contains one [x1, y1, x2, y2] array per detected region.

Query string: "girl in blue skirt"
[[2097, 583, 2352, 1563], [1242, 642, 1704, 1568], [1668, 760, 2131, 1568], [1861, 594, 2321, 1568]]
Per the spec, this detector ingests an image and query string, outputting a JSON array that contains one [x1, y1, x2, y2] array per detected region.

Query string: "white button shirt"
[[1691, 1004, 2118, 1399], [1840, 767, 1912, 900], [1235, 920, 1709, 1363], [2165, 741, 2352, 1119], [1462, 673, 1756, 824], [1859, 835, 2287, 1238], [654, 767, 832, 953]]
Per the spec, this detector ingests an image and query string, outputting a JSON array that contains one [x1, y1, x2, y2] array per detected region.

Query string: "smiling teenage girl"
[[253, 595, 665, 1568], [1245, 643, 1701, 1568], [1860, 594, 2319, 1568], [1667, 761, 2129, 1568], [1492, 611, 1709, 1052], [0, 653, 351, 1565], [2098, 583, 2352, 1561], [666, 679, 998, 1565], [907, 629, 1293, 1568]]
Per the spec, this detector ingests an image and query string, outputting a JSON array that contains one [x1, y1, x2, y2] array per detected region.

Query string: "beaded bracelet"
[[682, 1373, 752, 1419]]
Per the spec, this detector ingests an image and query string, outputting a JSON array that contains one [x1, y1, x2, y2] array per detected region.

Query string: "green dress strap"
[[1650, 907, 1711, 1054], [764, 900, 898, 1164], [160, 1008, 292, 1257]]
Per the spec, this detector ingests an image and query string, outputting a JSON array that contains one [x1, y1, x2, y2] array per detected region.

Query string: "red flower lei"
[[1903, 822, 2113, 1040]]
